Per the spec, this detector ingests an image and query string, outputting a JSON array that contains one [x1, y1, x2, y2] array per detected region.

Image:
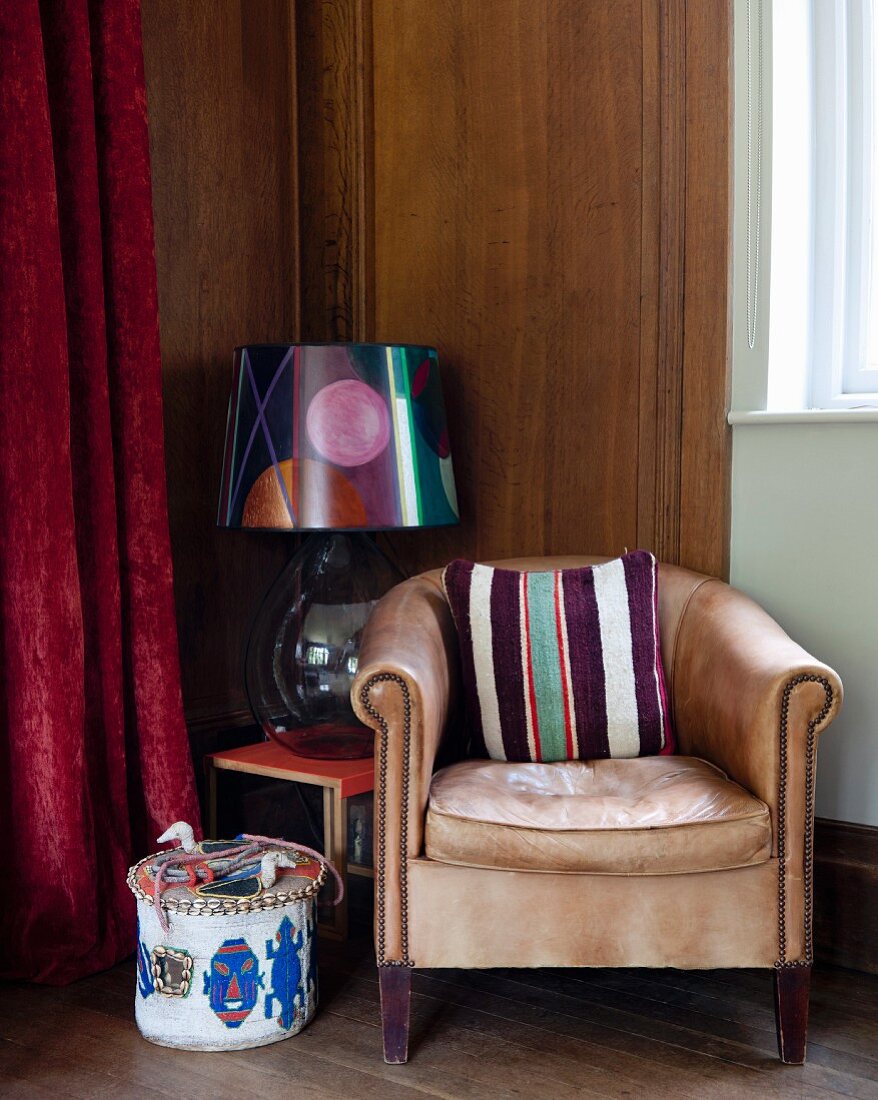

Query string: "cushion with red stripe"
[[441, 551, 674, 762]]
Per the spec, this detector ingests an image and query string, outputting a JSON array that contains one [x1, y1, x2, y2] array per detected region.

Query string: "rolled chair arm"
[[671, 577, 843, 964], [352, 573, 460, 965]]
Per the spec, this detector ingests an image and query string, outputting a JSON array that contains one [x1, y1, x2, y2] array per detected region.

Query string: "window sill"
[[728, 408, 878, 425]]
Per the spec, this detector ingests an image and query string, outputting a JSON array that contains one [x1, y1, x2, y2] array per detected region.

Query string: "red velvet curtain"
[[0, 0, 201, 983]]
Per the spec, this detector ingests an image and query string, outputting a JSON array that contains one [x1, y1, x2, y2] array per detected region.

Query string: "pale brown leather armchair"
[[351, 557, 843, 1066]]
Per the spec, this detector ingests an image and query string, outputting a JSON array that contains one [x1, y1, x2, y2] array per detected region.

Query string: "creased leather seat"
[[425, 755, 772, 875]]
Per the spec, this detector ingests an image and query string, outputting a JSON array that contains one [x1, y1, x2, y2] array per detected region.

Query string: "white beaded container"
[[128, 840, 324, 1051]]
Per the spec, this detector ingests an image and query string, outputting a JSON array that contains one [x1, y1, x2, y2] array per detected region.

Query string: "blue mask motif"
[[203, 938, 263, 1028]]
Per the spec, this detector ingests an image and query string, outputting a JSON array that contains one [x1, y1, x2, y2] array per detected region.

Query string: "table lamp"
[[217, 343, 459, 759]]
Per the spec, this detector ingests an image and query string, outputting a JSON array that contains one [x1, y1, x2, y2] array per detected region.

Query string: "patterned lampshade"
[[217, 343, 459, 531]]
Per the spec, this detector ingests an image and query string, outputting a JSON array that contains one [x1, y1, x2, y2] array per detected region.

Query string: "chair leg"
[[774, 965, 811, 1064], [379, 966, 412, 1064]]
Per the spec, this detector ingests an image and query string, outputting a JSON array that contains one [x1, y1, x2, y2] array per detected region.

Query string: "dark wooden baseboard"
[[814, 817, 878, 974]]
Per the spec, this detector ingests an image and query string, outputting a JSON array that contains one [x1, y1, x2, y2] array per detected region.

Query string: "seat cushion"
[[424, 756, 772, 875]]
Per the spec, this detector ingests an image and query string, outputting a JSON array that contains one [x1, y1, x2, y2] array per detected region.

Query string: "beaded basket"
[[127, 824, 337, 1051]]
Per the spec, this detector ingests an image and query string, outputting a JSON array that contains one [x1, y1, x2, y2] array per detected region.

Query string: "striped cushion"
[[441, 551, 673, 762]]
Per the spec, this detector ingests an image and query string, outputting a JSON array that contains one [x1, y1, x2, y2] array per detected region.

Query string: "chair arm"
[[672, 577, 843, 964], [672, 578, 842, 811], [351, 573, 459, 965]]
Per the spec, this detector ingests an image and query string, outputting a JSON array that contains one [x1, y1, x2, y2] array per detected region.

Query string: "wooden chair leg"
[[774, 965, 811, 1064], [379, 966, 412, 1064]]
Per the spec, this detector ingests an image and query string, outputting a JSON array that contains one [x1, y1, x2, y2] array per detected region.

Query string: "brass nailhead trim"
[[359, 673, 415, 968], [360, 669, 835, 973], [775, 674, 833, 968]]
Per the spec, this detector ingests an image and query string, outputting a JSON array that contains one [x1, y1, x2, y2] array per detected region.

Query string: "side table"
[[204, 741, 374, 939]]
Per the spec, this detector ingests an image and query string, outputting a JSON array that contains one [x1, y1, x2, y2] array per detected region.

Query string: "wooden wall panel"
[[360, 0, 731, 577], [296, 0, 373, 341], [679, 0, 733, 577], [141, 1, 297, 731], [368, 0, 651, 573], [141, 0, 731, 735]]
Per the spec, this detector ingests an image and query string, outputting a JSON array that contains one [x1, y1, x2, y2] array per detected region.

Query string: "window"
[[768, 0, 878, 408]]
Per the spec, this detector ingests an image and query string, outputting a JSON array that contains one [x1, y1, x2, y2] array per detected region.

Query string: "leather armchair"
[[351, 557, 843, 1065]]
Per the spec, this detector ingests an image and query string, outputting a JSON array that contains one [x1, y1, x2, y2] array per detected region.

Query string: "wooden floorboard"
[[3, 929, 878, 1099]]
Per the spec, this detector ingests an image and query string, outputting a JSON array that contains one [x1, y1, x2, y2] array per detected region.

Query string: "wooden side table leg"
[[320, 786, 349, 939], [336, 795, 349, 938]]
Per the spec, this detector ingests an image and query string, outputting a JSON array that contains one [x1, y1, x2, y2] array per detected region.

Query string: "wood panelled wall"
[[141, 1, 297, 731], [143, 0, 732, 733], [373, 1, 647, 570], [298, 0, 732, 578]]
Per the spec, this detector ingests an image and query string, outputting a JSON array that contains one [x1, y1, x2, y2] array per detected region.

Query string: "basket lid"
[[127, 824, 330, 923]]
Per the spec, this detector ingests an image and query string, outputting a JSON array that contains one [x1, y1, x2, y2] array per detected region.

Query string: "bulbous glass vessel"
[[245, 533, 403, 758]]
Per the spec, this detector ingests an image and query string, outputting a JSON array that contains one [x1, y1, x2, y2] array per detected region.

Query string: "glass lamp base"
[[269, 723, 375, 760], [244, 532, 403, 760]]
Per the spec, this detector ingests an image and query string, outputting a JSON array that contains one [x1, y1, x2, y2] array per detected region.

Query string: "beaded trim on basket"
[[127, 854, 327, 917]]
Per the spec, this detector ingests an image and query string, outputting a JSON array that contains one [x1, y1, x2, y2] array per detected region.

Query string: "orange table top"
[[205, 740, 375, 798]]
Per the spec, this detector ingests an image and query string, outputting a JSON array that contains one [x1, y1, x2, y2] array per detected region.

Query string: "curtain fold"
[[0, 0, 200, 984]]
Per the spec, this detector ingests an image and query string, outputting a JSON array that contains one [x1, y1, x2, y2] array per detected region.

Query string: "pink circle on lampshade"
[[305, 379, 391, 467]]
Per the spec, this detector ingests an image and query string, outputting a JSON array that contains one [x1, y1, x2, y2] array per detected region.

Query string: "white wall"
[[730, 0, 878, 825], [730, 425, 878, 825]]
